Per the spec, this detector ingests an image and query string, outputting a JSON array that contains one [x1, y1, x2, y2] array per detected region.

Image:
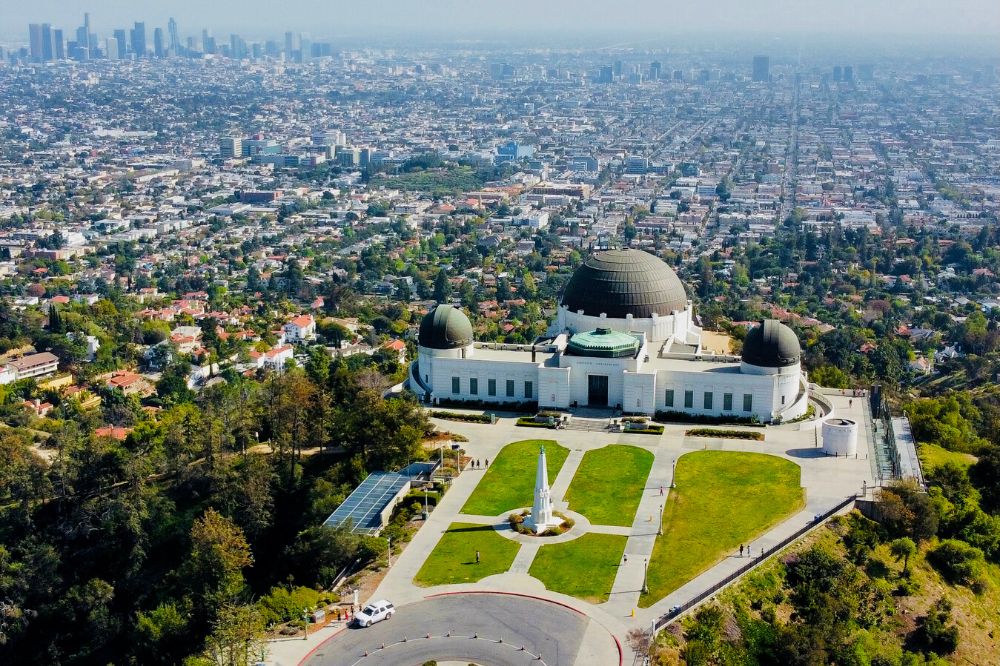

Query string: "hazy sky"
[[2, 0, 999, 41]]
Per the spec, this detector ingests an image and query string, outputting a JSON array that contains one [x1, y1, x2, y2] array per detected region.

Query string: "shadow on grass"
[[446, 524, 499, 534]]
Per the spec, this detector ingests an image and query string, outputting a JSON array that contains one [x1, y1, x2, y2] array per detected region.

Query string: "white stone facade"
[[412, 335, 809, 423]]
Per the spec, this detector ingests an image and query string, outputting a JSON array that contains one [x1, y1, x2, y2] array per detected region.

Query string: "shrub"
[[517, 416, 554, 428], [429, 411, 493, 424], [685, 428, 764, 441], [927, 539, 987, 591], [654, 410, 762, 426], [434, 398, 536, 412], [915, 600, 959, 655], [258, 586, 321, 626]]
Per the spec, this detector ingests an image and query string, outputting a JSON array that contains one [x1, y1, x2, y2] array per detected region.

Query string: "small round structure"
[[418, 304, 473, 350], [565, 328, 641, 358], [822, 418, 858, 456]]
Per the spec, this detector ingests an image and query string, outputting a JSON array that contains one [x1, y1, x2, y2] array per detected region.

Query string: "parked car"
[[354, 600, 395, 627]]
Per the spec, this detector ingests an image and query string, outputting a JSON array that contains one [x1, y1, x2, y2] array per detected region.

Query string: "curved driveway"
[[303, 593, 599, 666]]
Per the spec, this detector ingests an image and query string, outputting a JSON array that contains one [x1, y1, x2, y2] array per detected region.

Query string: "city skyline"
[[2, 0, 1000, 42]]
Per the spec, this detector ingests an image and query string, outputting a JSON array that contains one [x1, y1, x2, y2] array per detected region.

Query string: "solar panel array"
[[322, 472, 411, 535]]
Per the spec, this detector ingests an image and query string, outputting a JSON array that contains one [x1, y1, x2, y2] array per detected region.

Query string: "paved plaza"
[[273, 391, 876, 666]]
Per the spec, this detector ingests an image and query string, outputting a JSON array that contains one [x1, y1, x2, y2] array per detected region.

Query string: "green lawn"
[[919, 442, 977, 473], [413, 522, 520, 586], [529, 533, 628, 603], [564, 445, 654, 526], [639, 451, 804, 607], [461, 440, 569, 516]]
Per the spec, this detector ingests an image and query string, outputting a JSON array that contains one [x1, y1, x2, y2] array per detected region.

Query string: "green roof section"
[[565, 328, 641, 358]]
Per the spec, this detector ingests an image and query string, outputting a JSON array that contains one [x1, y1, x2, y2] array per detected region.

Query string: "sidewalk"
[[266, 621, 347, 666]]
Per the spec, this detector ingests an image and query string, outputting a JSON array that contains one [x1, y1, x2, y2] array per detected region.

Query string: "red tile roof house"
[[94, 426, 133, 441], [282, 315, 316, 342]]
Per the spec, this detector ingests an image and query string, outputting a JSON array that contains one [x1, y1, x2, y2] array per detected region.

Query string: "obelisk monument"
[[527, 445, 556, 534]]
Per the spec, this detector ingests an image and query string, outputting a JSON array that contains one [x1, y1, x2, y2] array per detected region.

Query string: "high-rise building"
[[219, 137, 243, 159], [843, 65, 854, 82], [649, 61, 662, 81], [113, 29, 128, 59], [28, 24, 44, 62], [230, 34, 248, 59], [833, 65, 842, 82], [752, 55, 770, 82], [153, 28, 165, 57], [106, 37, 120, 60], [40, 24, 55, 62], [53, 29, 64, 59], [597, 65, 613, 84], [613, 60, 623, 78], [131, 22, 146, 57], [284, 31, 297, 57], [168, 18, 180, 54], [202, 29, 216, 54]]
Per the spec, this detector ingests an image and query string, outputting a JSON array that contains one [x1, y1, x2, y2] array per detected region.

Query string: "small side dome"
[[418, 304, 473, 350], [741, 319, 801, 368]]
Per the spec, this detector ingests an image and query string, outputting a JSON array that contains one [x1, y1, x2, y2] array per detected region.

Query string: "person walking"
[[476, 550, 481, 564], [485, 458, 489, 468], [739, 544, 744, 557]]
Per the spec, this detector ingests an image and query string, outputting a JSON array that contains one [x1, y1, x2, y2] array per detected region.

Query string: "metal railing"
[[653, 494, 858, 632]]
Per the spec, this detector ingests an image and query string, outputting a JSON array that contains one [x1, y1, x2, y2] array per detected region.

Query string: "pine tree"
[[48, 304, 63, 333]]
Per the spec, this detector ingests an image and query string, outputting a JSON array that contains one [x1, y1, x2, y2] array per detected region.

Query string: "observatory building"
[[408, 249, 809, 423]]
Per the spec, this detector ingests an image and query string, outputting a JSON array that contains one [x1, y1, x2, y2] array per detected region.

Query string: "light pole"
[[424, 487, 429, 520], [671, 459, 676, 488], [642, 558, 649, 594], [658, 503, 664, 536], [386, 535, 392, 568], [302, 610, 309, 640]]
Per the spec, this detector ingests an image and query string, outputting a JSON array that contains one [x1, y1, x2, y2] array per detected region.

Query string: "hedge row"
[[685, 428, 765, 441], [429, 411, 493, 424], [654, 410, 763, 426]]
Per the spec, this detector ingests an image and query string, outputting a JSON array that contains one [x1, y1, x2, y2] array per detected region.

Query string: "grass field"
[[639, 451, 804, 607], [413, 522, 521, 586], [461, 440, 569, 516], [528, 533, 628, 603], [564, 445, 654, 526], [918, 442, 978, 473]]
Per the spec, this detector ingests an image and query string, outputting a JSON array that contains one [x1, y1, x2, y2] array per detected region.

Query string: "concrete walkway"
[[602, 446, 675, 616], [267, 395, 877, 666]]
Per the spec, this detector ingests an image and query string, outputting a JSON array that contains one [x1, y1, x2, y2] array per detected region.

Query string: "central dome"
[[560, 249, 688, 319]]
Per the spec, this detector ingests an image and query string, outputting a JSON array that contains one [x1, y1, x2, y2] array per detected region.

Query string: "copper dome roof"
[[560, 249, 688, 319]]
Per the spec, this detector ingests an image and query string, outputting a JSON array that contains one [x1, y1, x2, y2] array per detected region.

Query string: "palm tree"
[[890, 537, 917, 574]]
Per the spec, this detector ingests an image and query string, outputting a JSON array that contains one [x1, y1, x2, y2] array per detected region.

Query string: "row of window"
[[452, 377, 533, 399], [664, 389, 753, 412]]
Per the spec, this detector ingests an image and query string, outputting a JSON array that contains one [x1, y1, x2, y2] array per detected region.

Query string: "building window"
[[743, 393, 753, 412], [665, 389, 674, 407], [488, 379, 496, 396], [723, 393, 733, 411], [781, 394, 786, 405], [524, 381, 533, 399], [452, 377, 460, 394], [684, 390, 693, 409], [704, 392, 713, 410], [506, 379, 515, 397], [469, 378, 478, 395]]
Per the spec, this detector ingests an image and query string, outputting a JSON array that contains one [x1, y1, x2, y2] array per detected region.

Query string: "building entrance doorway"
[[588, 374, 609, 407]]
